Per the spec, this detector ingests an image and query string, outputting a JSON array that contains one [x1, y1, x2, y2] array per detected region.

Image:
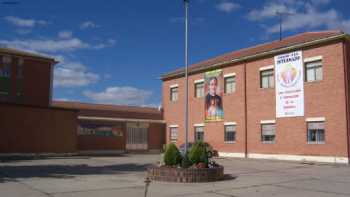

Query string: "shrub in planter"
[[188, 141, 209, 166], [163, 143, 182, 166], [181, 153, 192, 168]]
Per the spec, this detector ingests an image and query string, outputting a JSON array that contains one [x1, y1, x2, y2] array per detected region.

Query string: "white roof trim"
[[224, 122, 237, 125], [260, 120, 276, 124], [304, 56, 323, 63], [169, 124, 179, 128], [194, 79, 204, 83], [224, 73, 236, 78], [194, 123, 205, 127], [170, 84, 179, 88], [78, 116, 165, 124], [306, 117, 326, 122], [259, 65, 274, 71]]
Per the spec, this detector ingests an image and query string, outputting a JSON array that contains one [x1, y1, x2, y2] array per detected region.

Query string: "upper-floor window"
[[195, 82, 204, 98], [170, 87, 178, 102], [194, 126, 204, 142], [0, 56, 12, 95], [169, 127, 178, 142], [260, 69, 274, 89], [224, 76, 236, 94], [307, 121, 325, 144], [261, 123, 275, 143], [224, 124, 236, 142], [305, 60, 322, 82]]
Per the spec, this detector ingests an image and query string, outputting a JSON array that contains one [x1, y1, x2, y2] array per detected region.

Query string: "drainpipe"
[[342, 40, 350, 164], [244, 60, 248, 158]]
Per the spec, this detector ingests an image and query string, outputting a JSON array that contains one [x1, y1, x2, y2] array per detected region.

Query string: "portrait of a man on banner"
[[204, 69, 224, 122]]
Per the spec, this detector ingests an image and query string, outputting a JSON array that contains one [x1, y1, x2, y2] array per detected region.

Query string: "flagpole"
[[184, 0, 189, 154]]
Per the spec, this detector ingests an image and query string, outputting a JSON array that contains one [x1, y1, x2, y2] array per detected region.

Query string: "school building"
[[161, 30, 350, 164], [0, 48, 165, 155]]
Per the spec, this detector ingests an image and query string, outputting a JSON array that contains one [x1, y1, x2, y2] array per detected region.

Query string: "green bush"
[[188, 141, 208, 165], [180, 153, 192, 168], [163, 143, 182, 166]]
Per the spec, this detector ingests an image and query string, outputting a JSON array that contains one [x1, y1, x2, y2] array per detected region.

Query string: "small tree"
[[163, 143, 182, 166], [188, 141, 208, 165]]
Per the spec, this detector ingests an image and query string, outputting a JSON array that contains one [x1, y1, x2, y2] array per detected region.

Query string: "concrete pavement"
[[0, 154, 349, 197]]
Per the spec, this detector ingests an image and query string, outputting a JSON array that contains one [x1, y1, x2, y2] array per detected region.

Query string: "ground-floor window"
[[194, 126, 204, 142], [261, 123, 275, 143], [224, 125, 236, 142], [169, 127, 178, 142], [307, 121, 325, 144]]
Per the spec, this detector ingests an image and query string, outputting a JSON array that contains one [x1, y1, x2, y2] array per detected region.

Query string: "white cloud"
[[54, 62, 99, 87], [80, 21, 99, 29], [248, 0, 350, 34], [216, 1, 240, 13], [58, 30, 73, 39], [4, 16, 48, 28], [0, 38, 90, 53], [83, 86, 153, 106]]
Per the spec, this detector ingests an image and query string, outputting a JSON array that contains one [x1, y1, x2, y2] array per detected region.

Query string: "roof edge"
[[161, 33, 348, 81]]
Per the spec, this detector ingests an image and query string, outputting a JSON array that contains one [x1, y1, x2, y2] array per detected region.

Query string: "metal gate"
[[126, 122, 149, 150]]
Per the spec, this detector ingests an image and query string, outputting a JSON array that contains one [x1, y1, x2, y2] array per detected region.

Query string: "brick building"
[[161, 30, 350, 164]]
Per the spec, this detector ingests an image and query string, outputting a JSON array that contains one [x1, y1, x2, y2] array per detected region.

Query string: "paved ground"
[[0, 154, 349, 197]]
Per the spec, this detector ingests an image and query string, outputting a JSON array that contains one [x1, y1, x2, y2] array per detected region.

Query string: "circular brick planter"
[[147, 165, 224, 183]]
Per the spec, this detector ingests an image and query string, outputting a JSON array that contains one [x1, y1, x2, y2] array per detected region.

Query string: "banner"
[[204, 69, 224, 122], [78, 124, 123, 137], [275, 51, 304, 118]]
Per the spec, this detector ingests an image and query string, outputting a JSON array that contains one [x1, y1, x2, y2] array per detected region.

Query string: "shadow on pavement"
[[0, 163, 150, 182]]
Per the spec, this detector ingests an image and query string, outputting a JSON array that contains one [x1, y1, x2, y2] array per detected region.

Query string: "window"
[[0, 56, 12, 95], [307, 121, 325, 144], [195, 82, 204, 98], [224, 125, 236, 142], [260, 69, 274, 89], [194, 126, 204, 142], [305, 60, 322, 82], [169, 127, 178, 142], [224, 76, 236, 94], [170, 87, 178, 101], [261, 123, 275, 143]]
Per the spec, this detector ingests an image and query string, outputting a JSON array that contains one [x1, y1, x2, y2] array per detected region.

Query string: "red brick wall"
[[0, 103, 77, 153], [163, 41, 349, 157]]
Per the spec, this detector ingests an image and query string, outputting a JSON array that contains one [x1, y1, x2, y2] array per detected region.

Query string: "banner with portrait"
[[204, 69, 224, 122], [275, 51, 304, 118]]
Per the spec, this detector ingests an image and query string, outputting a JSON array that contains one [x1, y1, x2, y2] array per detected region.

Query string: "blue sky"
[[1, 0, 349, 107]]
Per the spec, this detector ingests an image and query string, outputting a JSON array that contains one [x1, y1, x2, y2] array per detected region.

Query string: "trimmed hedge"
[[163, 143, 182, 166], [188, 141, 208, 165]]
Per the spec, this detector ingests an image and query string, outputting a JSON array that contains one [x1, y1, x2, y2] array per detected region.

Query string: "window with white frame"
[[261, 123, 275, 143], [195, 82, 204, 98], [260, 69, 274, 89], [169, 127, 178, 142], [194, 126, 204, 142], [224, 76, 236, 94], [305, 60, 322, 82], [170, 87, 178, 102], [224, 125, 236, 142], [307, 121, 325, 144]]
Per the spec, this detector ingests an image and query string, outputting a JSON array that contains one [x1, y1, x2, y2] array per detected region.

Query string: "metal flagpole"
[[184, 0, 189, 154]]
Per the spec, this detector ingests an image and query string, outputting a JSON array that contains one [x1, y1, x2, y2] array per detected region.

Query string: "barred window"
[[307, 122, 325, 144], [224, 76, 236, 94], [260, 69, 274, 89], [305, 60, 322, 82], [224, 125, 236, 142], [195, 82, 204, 98], [169, 127, 178, 142], [194, 126, 204, 142], [261, 123, 275, 143], [0, 56, 12, 95]]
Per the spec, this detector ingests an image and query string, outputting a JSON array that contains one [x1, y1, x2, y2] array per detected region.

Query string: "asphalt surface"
[[0, 154, 349, 197]]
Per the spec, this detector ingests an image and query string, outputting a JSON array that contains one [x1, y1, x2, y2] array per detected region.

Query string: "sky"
[[1, 0, 349, 107]]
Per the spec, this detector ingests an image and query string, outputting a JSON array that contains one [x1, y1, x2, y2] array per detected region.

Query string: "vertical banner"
[[275, 51, 304, 118], [205, 69, 224, 122]]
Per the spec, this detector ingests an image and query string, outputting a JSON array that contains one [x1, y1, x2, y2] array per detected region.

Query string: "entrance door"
[[126, 122, 149, 150]]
